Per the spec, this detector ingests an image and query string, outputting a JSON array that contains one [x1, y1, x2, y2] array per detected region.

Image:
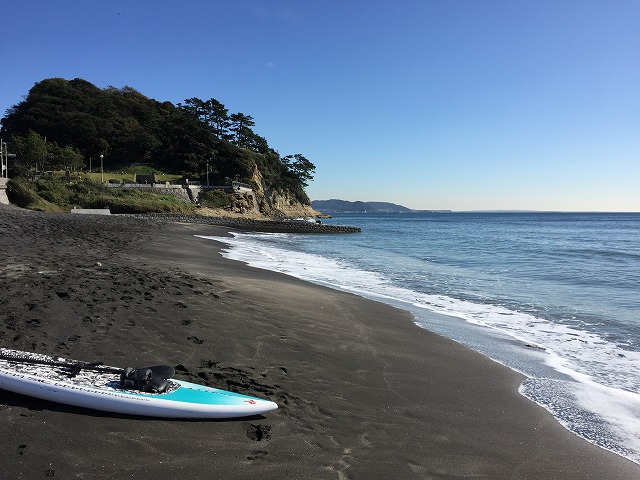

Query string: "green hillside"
[[1, 78, 314, 207]]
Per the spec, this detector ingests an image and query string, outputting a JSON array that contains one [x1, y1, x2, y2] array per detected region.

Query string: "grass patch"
[[7, 177, 195, 214], [44, 169, 183, 184]]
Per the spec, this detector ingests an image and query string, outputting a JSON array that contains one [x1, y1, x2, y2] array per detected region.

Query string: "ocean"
[[199, 211, 640, 464]]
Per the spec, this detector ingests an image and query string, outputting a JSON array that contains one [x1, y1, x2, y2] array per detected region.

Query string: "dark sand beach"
[[1, 204, 638, 479]]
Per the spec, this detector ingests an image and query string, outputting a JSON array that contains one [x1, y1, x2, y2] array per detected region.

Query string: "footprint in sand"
[[246, 450, 268, 461], [246, 424, 271, 441]]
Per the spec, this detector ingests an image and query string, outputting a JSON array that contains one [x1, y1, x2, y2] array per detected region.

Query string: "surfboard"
[[0, 348, 278, 418]]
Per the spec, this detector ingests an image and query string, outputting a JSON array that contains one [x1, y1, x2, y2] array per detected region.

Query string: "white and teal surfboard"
[[0, 348, 278, 418]]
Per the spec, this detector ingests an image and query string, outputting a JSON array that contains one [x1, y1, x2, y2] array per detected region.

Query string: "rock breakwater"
[[126, 213, 361, 234]]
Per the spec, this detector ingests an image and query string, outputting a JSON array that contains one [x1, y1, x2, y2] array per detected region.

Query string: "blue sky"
[[1, 1, 638, 211]]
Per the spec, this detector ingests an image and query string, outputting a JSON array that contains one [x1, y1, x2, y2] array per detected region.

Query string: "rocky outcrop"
[[226, 191, 259, 214], [248, 166, 321, 218]]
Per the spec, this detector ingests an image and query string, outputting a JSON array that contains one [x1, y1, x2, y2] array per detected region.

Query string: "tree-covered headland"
[[0, 78, 315, 213]]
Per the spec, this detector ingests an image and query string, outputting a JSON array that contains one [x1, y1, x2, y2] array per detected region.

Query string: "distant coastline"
[[311, 199, 450, 214], [311, 200, 638, 214]]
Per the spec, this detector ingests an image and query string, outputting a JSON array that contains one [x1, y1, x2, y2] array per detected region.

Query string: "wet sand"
[[1, 204, 638, 479]]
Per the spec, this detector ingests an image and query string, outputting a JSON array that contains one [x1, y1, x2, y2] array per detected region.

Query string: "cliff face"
[[220, 190, 319, 218], [263, 189, 320, 217], [249, 166, 320, 218]]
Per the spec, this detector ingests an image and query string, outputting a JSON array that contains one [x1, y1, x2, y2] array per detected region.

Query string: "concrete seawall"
[[126, 213, 362, 234], [0, 179, 8, 205]]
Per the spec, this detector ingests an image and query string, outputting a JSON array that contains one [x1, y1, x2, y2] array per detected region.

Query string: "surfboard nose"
[[258, 400, 278, 413]]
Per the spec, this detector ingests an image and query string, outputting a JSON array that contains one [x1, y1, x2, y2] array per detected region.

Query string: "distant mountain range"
[[312, 199, 413, 213]]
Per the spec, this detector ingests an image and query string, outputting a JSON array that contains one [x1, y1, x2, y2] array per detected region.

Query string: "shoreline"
[[1, 205, 639, 478], [199, 222, 640, 466]]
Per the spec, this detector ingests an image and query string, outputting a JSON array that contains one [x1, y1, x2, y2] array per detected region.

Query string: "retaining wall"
[[105, 184, 193, 203], [0, 179, 8, 205], [70, 208, 111, 215]]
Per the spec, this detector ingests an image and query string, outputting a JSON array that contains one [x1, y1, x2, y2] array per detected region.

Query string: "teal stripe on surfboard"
[[131, 380, 267, 405]]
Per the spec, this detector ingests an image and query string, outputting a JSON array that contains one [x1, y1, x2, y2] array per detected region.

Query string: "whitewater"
[[199, 211, 640, 464]]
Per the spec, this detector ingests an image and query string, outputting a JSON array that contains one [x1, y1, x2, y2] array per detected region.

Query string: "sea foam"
[[198, 232, 640, 464]]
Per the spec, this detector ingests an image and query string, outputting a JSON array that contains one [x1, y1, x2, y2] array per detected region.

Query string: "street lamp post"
[[0, 139, 6, 179], [0, 140, 15, 179], [206, 160, 210, 186], [100, 154, 104, 183]]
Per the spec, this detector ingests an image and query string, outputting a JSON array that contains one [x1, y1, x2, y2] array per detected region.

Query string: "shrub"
[[6, 178, 63, 211], [201, 189, 231, 208]]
